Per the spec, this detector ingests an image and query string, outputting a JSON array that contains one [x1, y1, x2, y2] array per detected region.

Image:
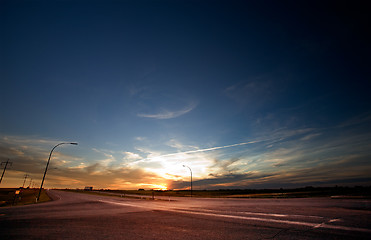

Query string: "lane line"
[[197, 208, 324, 219], [100, 200, 371, 233]]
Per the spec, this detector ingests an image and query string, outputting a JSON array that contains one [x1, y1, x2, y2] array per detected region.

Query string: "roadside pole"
[[22, 174, 29, 188], [0, 159, 12, 184]]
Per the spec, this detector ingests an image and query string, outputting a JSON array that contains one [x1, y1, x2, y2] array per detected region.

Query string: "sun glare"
[[142, 152, 213, 181], [153, 184, 168, 190], [139, 183, 168, 190]]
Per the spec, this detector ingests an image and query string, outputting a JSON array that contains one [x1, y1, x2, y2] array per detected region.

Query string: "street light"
[[37, 142, 78, 201], [183, 165, 192, 197]]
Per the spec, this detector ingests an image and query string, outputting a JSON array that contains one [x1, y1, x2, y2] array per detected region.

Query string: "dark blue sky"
[[1, 0, 370, 189]]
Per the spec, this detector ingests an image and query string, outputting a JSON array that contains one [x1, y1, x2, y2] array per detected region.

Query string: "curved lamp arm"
[[37, 142, 78, 201]]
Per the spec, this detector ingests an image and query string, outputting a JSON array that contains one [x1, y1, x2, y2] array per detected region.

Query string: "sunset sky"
[[1, 0, 370, 190]]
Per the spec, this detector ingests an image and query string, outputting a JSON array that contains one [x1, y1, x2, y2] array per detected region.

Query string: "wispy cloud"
[[137, 102, 198, 119], [0, 135, 84, 187], [135, 136, 147, 141], [133, 140, 261, 164], [0, 135, 172, 189], [91, 148, 116, 166], [2, 112, 370, 190], [224, 76, 283, 111], [122, 151, 142, 161]]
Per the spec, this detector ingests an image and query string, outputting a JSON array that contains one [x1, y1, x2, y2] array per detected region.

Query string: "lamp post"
[[37, 142, 78, 201], [183, 165, 192, 197]]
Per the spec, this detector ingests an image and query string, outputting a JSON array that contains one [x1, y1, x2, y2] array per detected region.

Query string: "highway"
[[1, 190, 370, 239]]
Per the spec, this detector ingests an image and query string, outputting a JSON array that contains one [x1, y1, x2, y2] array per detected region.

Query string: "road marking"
[[99, 200, 153, 210], [199, 208, 323, 219], [329, 218, 341, 223], [100, 200, 371, 233]]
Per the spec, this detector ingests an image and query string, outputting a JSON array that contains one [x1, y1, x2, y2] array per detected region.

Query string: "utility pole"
[[28, 178, 33, 188], [0, 159, 12, 184], [22, 174, 29, 188]]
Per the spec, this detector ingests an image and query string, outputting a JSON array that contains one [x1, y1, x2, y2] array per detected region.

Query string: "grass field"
[[2, 186, 369, 207], [64, 186, 371, 199], [0, 188, 51, 207]]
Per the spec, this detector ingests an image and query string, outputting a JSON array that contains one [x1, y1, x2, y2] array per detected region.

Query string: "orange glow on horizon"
[[149, 184, 168, 190]]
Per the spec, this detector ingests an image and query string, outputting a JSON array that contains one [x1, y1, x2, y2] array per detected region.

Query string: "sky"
[[0, 0, 370, 190]]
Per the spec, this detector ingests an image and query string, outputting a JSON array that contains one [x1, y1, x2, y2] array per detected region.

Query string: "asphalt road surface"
[[1, 190, 370, 239]]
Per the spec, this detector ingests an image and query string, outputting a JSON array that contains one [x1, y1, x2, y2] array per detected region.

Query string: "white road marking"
[[329, 218, 341, 223], [200, 208, 324, 219], [100, 200, 371, 233]]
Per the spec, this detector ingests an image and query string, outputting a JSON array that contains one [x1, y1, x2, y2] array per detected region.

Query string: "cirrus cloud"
[[137, 102, 198, 119]]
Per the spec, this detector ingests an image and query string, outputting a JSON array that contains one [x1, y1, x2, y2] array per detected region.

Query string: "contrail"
[[161, 141, 258, 157], [133, 140, 260, 163]]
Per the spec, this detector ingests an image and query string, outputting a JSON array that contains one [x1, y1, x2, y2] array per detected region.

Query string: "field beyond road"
[[73, 186, 371, 200], [0, 188, 50, 207]]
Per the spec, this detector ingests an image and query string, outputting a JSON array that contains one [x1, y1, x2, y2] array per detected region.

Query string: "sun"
[[138, 183, 168, 190], [152, 184, 168, 191]]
